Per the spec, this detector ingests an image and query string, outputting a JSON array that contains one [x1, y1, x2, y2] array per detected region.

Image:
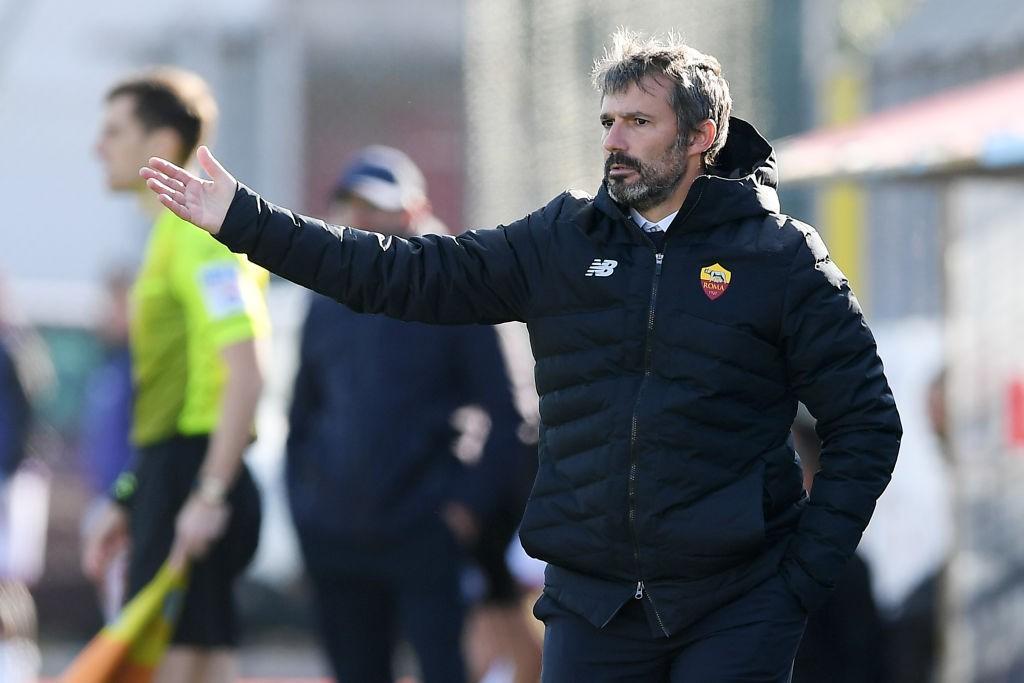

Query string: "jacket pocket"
[[646, 461, 766, 580]]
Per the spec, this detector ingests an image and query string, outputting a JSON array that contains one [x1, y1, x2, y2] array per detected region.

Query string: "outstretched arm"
[[142, 149, 550, 325]]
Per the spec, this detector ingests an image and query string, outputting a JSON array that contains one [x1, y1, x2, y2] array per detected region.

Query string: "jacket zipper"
[[627, 248, 669, 636]]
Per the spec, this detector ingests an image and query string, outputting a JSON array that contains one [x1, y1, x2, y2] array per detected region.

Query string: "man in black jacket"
[[142, 29, 902, 682], [286, 146, 523, 683]]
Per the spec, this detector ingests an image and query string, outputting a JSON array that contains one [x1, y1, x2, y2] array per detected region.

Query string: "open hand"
[[81, 501, 129, 582], [139, 146, 236, 235], [169, 494, 231, 567]]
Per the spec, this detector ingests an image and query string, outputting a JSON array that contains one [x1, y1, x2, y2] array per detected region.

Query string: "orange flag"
[[60, 561, 188, 683]]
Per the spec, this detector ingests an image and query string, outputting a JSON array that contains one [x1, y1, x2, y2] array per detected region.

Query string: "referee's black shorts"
[[126, 434, 261, 647]]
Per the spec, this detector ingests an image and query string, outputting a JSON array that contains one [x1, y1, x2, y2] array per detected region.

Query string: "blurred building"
[[778, 0, 1024, 680], [297, 0, 466, 226], [462, 0, 805, 225]]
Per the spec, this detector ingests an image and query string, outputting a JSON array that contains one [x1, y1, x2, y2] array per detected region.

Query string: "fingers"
[[168, 539, 190, 570], [81, 510, 123, 580], [82, 534, 121, 581], [144, 156, 197, 186], [82, 545, 103, 581], [172, 534, 212, 562], [145, 177, 186, 205], [158, 193, 193, 223], [173, 500, 229, 563], [197, 146, 233, 184], [140, 167, 187, 194]]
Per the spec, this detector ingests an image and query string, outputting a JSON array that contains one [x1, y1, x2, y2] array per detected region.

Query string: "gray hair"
[[592, 29, 732, 168]]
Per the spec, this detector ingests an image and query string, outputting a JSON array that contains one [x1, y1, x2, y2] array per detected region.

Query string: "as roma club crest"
[[699, 263, 732, 301]]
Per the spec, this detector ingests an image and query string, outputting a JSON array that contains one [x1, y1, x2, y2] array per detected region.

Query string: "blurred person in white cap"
[[330, 145, 429, 230], [285, 146, 526, 683]]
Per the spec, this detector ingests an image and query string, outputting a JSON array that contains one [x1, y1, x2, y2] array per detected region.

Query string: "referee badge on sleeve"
[[198, 263, 246, 318]]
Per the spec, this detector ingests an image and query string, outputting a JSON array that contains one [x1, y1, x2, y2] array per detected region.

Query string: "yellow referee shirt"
[[130, 210, 269, 446]]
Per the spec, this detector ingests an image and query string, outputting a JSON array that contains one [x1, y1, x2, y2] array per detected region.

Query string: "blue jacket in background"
[[286, 294, 523, 569], [0, 340, 29, 479], [79, 347, 135, 495]]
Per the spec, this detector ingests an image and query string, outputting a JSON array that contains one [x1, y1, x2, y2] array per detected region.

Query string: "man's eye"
[[600, 120, 613, 128], [635, 118, 649, 126]]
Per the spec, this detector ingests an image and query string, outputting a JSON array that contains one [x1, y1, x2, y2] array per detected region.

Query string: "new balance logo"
[[585, 259, 618, 277]]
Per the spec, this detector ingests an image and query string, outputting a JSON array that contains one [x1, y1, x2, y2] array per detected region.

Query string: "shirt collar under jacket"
[[630, 207, 680, 233]]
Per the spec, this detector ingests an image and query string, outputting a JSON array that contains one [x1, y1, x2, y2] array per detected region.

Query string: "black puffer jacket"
[[215, 118, 901, 635]]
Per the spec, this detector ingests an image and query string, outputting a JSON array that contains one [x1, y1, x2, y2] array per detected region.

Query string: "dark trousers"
[[128, 435, 261, 647], [536, 574, 807, 682], [307, 567, 467, 683]]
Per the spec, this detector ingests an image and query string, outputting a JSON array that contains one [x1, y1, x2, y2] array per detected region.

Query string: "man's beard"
[[604, 136, 687, 212]]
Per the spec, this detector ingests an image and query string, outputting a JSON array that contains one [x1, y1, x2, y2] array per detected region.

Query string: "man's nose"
[[603, 121, 627, 153]]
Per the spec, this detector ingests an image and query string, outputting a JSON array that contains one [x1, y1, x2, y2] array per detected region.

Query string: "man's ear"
[[687, 119, 718, 158]]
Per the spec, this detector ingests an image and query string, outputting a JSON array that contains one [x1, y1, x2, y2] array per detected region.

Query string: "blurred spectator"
[[82, 68, 268, 683], [285, 146, 523, 683], [0, 316, 31, 485], [79, 268, 135, 497], [461, 395, 542, 683], [875, 367, 949, 683], [792, 405, 887, 683], [0, 320, 35, 683], [0, 278, 52, 683], [79, 269, 136, 620]]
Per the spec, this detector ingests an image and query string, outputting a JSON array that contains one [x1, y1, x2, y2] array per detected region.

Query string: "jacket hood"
[[595, 116, 780, 234]]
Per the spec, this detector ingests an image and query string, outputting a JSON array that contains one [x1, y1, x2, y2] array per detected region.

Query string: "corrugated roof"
[[775, 68, 1024, 182]]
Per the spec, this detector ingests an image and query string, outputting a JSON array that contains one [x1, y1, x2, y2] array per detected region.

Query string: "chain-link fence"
[[463, 0, 776, 226]]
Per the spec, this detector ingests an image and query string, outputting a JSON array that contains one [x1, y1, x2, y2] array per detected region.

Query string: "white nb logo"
[[585, 259, 618, 277]]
